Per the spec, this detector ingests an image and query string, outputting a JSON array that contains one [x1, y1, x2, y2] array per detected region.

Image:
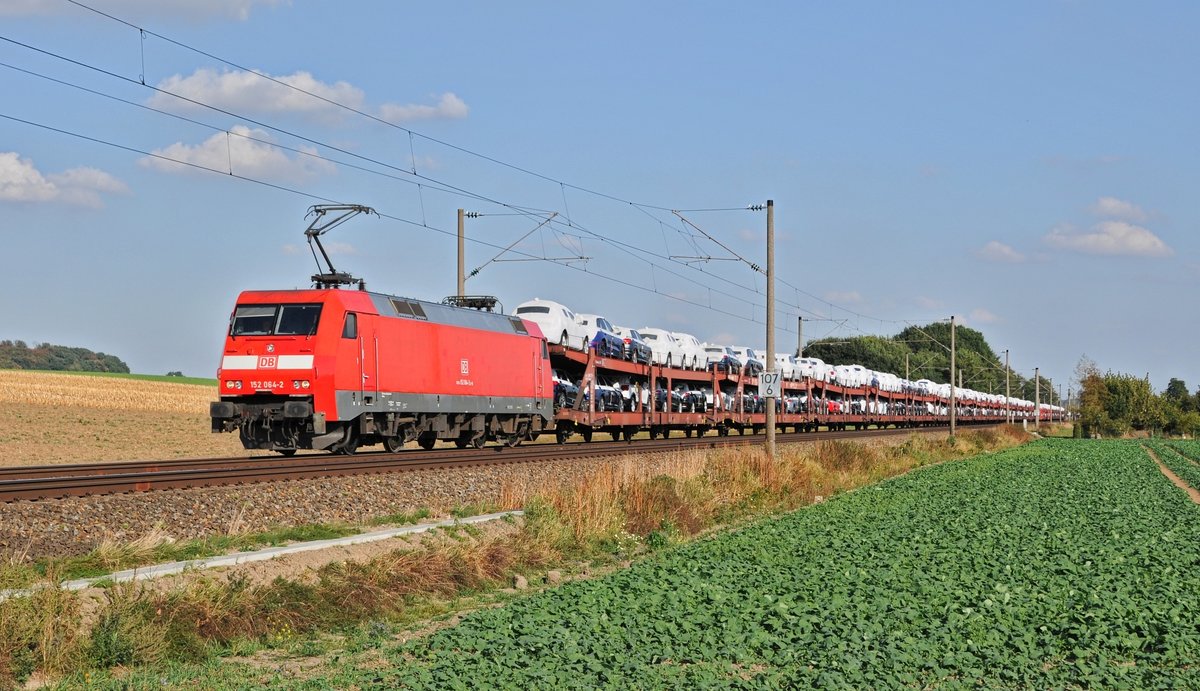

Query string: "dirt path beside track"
[[1143, 445, 1200, 504]]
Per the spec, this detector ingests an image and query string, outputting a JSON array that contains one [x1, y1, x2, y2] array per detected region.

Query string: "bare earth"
[[1142, 445, 1200, 504], [0, 370, 267, 464]]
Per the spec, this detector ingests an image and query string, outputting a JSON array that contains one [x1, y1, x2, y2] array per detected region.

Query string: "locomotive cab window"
[[342, 312, 358, 339], [231, 304, 322, 336], [231, 305, 277, 336], [276, 304, 322, 336]]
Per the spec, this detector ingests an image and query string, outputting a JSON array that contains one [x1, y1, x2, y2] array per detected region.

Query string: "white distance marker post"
[[761, 370, 781, 400]]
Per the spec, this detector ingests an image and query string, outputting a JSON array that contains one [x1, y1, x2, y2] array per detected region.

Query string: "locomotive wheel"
[[458, 432, 485, 449], [384, 436, 405, 452], [417, 433, 437, 450]]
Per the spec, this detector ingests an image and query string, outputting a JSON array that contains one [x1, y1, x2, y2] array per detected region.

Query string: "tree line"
[[1076, 357, 1200, 438], [802, 322, 1057, 404], [0, 340, 130, 373]]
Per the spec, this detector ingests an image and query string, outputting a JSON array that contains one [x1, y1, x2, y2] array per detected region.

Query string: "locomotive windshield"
[[231, 304, 323, 336]]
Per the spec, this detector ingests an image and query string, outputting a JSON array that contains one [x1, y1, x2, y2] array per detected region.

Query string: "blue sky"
[[1, 1, 1195, 396]]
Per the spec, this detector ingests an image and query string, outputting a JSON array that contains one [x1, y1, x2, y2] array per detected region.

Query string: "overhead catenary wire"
[[6, 5, 958, 336], [0, 33, 817, 327], [0, 110, 782, 330], [27, 2, 902, 325]]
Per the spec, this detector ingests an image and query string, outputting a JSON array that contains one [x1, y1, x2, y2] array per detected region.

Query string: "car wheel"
[[560, 331, 568, 347], [666, 354, 672, 368]]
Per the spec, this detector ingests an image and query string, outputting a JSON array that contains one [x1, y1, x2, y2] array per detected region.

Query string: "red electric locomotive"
[[210, 205, 554, 454]]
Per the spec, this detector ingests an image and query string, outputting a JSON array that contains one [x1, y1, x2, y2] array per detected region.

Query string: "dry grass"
[[0, 371, 214, 414], [0, 371, 262, 465]]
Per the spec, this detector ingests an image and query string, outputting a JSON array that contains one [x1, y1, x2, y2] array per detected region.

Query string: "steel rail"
[[0, 425, 977, 503]]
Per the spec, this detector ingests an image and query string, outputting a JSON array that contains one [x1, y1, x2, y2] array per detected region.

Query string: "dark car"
[[552, 369, 578, 409], [673, 384, 706, 413], [580, 379, 624, 412], [614, 325, 653, 364], [654, 387, 685, 412]]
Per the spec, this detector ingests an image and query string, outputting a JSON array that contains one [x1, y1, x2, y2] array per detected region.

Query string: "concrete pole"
[[1035, 367, 1041, 427], [766, 200, 776, 459], [1005, 349, 1011, 424], [796, 316, 803, 358], [949, 315, 956, 437], [457, 208, 466, 298]]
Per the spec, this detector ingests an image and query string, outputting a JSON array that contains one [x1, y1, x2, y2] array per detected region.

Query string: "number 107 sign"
[[761, 370, 781, 398]]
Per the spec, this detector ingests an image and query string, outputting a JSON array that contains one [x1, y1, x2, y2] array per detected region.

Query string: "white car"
[[796, 357, 831, 382], [575, 313, 625, 359], [638, 327, 686, 368], [773, 353, 800, 380], [670, 332, 707, 370], [514, 299, 590, 351]]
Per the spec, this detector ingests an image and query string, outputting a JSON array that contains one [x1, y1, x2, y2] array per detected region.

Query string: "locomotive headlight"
[[225, 380, 236, 390], [301, 380, 310, 389], [292, 380, 300, 389]]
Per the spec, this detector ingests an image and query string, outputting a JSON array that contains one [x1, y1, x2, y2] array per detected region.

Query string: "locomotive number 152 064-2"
[[250, 380, 285, 390]]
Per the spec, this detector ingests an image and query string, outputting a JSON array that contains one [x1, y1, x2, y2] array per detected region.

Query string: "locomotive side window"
[[276, 304, 323, 336], [342, 312, 358, 339], [231, 305, 277, 336]]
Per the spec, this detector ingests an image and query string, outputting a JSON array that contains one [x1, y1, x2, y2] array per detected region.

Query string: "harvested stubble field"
[[0, 370, 262, 465]]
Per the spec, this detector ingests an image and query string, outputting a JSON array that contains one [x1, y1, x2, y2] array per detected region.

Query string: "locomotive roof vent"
[[442, 295, 501, 312]]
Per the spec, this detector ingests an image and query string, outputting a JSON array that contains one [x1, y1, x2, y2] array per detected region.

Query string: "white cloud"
[[823, 291, 862, 304], [1, 0, 287, 21], [139, 125, 334, 182], [1090, 196, 1147, 222], [1044, 220, 1173, 258], [968, 308, 1000, 324], [378, 93, 469, 122], [0, 152, 127, 208], [148, 69, 365, 118], [975, 240, 1026, 263]]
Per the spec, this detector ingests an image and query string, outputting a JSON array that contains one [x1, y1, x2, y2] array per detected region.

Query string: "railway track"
[[0, 425, 966, 503]]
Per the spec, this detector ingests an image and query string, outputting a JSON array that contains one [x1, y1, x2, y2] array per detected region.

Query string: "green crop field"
[[278, 439, 1200, 689]]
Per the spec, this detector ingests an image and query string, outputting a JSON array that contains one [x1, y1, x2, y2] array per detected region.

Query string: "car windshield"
[[231, 303, 322, 336], [642, 333, 657, 340], [516, 306, 550, 314]]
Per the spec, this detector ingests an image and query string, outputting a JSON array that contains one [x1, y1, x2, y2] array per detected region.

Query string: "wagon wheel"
[[555, 428, 570, 444], [416, 432, 437, 450], [503, 433, 522, 448], [684, 428, 693, 438], [384, 436, 405, 453], [276, 449, 297, 457], [581, 429, 593, 443]]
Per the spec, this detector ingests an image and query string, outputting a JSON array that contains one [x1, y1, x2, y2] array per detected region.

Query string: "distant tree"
[[1164, 378, 1192, 412], [0, 341, 129, 373], [166, 371, 184, 377]]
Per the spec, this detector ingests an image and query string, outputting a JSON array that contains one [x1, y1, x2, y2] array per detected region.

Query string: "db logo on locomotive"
[[258, 356, 278, 369]]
